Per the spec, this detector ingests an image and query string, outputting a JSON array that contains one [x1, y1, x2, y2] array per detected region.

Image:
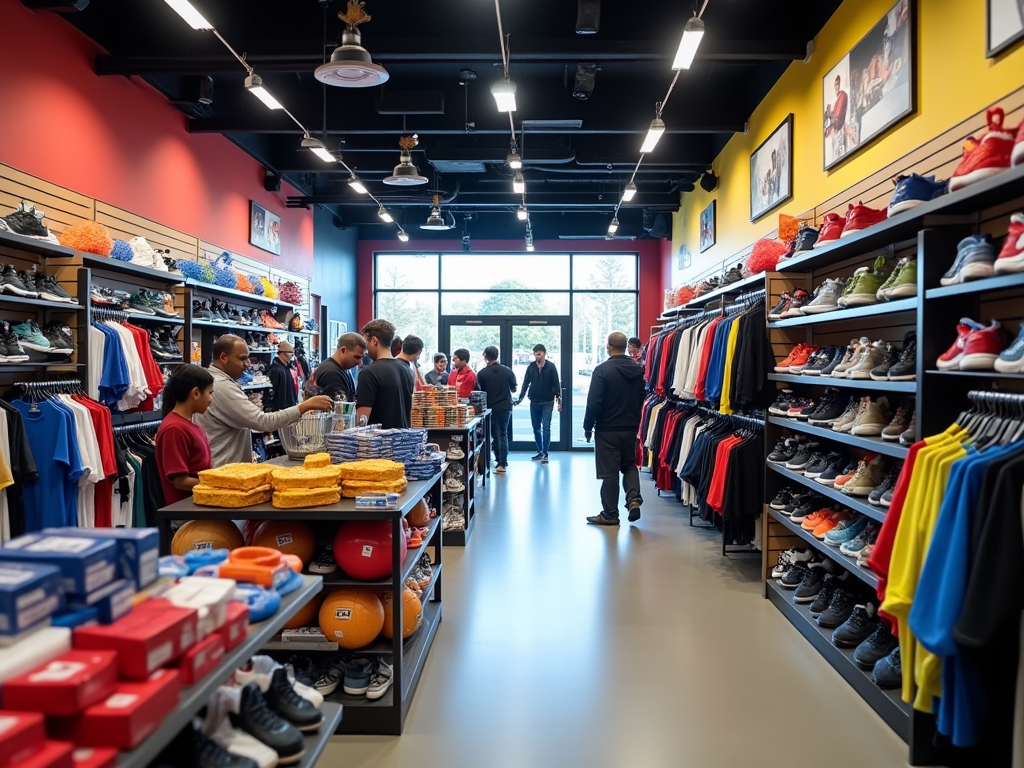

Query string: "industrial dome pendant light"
[[314, 0, 389, 88], [421, 195, 454, 230], [384, 135, 428, 186]]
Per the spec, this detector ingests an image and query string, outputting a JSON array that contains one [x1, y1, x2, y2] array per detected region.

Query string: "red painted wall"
[[356, 238, 670, 341], [0, 0, 313, 276]]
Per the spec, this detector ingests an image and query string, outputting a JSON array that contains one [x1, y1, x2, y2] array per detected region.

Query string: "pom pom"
[[249, 275, 265, 295], [59, 221, 113, 256], [110, 239, 134, 262], [746, 238, 789, 274], [175, 259, 206, 281]]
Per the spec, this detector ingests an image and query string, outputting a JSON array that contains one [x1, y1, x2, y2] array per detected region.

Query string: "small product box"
[[19, 740, 74, 768], [1, 650, 119, 716], [65, 580, 134, 625], [0, 627, 72, 685], [354, 493, 400, 510], [48, 670, 180, 750], [0, 536, 117, 598], [42, 528, 159, 590], [170, 631, 225, 686], [70, 748, 117, 768], [72, 601, 197, 680], [219, 602, 249, 650], [0, 562, 64, 639], [162, 577, 235, 639], [52, 607, 99, 631], [0, 710, 46, 768]]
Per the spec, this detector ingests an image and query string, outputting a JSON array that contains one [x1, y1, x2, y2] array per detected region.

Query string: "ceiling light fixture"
[[672, 16, 705, 71], [491, 79, 518, 113], [383, 136, 428, 186], [608, 216, 619, 234], [301, 134, 336, 163], [244, 73, 283, 110], [348, 173, 368, 194], [622, 182, 638, 202], [397, 228, 410, 242], [507, 152, 522, 170], [162, 0, 212, 30], [512, 171, 525, 194], [377, 205, 394, 223], [517, 205, 528, 221], [315, 0, 389, 88], [640, 116, 666, 154]]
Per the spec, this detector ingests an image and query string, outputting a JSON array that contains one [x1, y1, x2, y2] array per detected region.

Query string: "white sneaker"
[[234, 655, 324, 709], [203, 689, 280, 768]]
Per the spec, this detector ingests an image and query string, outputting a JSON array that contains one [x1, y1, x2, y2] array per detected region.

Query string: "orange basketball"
[[406, 499, 431, 527], [284, 593, 324, 630], [252, 520, 316, 566], [378, 588, 423, 640], [319, 588, 384, 650]]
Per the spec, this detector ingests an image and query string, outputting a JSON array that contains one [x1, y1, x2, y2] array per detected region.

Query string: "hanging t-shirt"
[[356, 358, 413, 429], [155, 413, 212, 505], [12, 400, 84, 530]]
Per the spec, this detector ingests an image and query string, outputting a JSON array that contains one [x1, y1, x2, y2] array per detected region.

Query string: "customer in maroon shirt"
[[155, 365, 214, 505]]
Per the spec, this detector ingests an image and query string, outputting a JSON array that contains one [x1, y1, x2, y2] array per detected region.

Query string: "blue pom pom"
[[110, 239, 133, 262]]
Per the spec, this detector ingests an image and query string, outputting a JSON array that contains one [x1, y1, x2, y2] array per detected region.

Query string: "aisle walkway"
[[324, 453, 909, 768]]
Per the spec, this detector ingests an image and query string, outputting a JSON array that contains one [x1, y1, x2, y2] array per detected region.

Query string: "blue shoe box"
[[0, 561, 65, 637], [43, 527, 159, 589], [65, 579, 135, 624], [0, 534, 117, 597]]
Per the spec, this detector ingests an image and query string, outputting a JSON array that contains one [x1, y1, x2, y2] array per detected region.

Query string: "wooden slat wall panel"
[[94, 202, 198, 266], [0, 162, 93, 235]]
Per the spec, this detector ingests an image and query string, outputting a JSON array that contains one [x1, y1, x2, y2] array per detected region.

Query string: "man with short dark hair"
[[356, 319, 414, 429], [515, 343, 560, 464], [425, 353, 449, 386], [450, 348, 476, 399], [475, 345, 517, 474], [627, 337, 643, 363], [583, 332, 646, 526], [308, 332, 366, 401]]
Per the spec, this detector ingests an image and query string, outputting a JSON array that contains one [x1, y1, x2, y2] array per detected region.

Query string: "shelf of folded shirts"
[[0, 294, 82, 311], [766, 416, 911, 459], [683, 271, 766, 307], [768, 373, 917, 393], [82, 253, 186, 284], [0, 228, 75, 258], [188, 279, 294, 309], [925, 272, 1024, 299], [768, 298, 917, 328], [767, 463, 888, 524]]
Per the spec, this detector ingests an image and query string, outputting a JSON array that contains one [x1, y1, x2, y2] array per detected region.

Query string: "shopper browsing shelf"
[[356, 319, 414, 429], [196, 334, 333, 467], [155, 365, 214, 505], [307, 332, 366, 401], [424, 353, 449, 386], [515, 344, 561, 464], [450, 348, 477, 399], [583, 332, 646, 526], [475, 345, 517, 474], [266, 340, 298, 412]]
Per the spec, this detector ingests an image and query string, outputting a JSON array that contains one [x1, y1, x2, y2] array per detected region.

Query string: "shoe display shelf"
[[425, 409, 491, 547], [157, 459, 446, 736], [113, 573, 327, 768]]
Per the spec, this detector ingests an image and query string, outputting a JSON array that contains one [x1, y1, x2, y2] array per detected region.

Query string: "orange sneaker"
[[949, 107, 1016, 192], [800, 509, 832, 531], [812, 510, 852, 539], [775, 344, 810, 373]]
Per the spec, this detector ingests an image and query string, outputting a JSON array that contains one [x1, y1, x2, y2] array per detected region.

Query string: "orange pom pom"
[[59, 221, 113, 256]]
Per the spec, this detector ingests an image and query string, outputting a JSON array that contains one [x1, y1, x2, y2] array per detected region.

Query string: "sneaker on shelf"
[[876, 256, 917, 301], [780, 287, 812, 318], [888, 173, 947, 215], [854, 620, 899, 669], [11, 320, 50, 352], [886, 331, 917, 381], [792, 225, 819, 253], [850, 396, 892, 436], [768, 390, 797, 416], [770, 547, 814, 579], [840, 202, 887, 238], [800, 279, 845, 314], [940, 235, 997, 285], [817, 457, 857, 488], [808, 572, 850, 617], [768, 292, 791, 320], [882, 400, 913, 441], [824, 515, 869, 547], [229, 684, 305, 765], [0, 321, 30, 363], [313, 658, 346, 697], [787, 346, 819, 374], [996, 322, 1024, 374], [839, 256, 890, 307], [817, 586, 857, 628], [807, 392, 852, 426], [872, 646, 903, 689], [35, 274, 75, 303], [832, 602, 880, 647], [366, 658, 394, 701], [993, 213, 1024, 275], [802, 346, 844, 377], [840, 522, 881, 557], [813, 212, 845, 248], [847, 340, 888, 380], [841, 455, 885, 497], [343, 657, 373, 696], [0, 264, 38, 297], [793, 559, 835, 603], [308, 541, 338, 574], [868, 465, 901, 506], [949, 107, 1016, 192]]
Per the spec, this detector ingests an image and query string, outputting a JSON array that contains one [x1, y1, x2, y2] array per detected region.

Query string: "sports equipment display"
[[318, 588, 385, 650]]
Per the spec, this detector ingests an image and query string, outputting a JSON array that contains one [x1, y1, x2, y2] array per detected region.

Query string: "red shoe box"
[[0, 710, 46, 768], [48, 670, 179, 750], [72, 601, 197, 680], [170, 632, 224, 687], [2, 651, 119, 716], [219, 602, 249, 651], [20, 740, 74, 768], [70, 748, 117, 768]]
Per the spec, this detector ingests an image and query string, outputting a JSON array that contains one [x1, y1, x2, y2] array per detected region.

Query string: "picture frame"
[[987, 0, 1024, 57], [822, 0, 915, 171], [699, 200, 716, 253], [250, 201, 281, 256], [750, 114, 794, 222]]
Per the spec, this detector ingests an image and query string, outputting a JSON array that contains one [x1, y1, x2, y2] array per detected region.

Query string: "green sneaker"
[[840, 256, 890, 308], [884, 257, 917, 299]]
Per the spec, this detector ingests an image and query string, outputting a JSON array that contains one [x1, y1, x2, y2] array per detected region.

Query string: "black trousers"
[[594, 430, 642, 517]]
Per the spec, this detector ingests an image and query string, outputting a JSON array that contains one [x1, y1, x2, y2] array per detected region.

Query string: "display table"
[[157, 463, 445, 735], [427, 410, 491, 546]]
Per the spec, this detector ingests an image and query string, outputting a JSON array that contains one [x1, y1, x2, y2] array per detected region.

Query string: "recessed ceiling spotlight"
[[315, 1, 390, 88], [384, 135, 429, 186]]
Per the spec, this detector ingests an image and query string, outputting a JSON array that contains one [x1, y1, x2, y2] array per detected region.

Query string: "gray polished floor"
[[323, 452, 909, 768]]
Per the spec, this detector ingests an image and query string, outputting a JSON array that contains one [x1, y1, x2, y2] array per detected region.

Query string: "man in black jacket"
[[583, 332, 646, 526], [267, 340, 298, 412]]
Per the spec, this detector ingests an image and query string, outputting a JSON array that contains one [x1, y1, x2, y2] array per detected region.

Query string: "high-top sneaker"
[[228, 684, 304, 765]]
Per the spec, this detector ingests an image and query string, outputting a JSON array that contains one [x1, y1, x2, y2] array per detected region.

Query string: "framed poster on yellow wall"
[[988, 0, 1024, 57]]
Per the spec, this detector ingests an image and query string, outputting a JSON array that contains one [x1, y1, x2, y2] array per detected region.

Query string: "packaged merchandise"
[[219, 602, 249, 650], [48, 669, 180, 750], [162, 577, 235, 639], [170, 631, 225, 686], [197, 464, 274, 491], [42, 528, 159, 590], [69, 748, 117, 768], [1, 650, 119, 715], [272, 488, 342, 509], [64, 580, 134, 625], [192, 484, 273, 508], [303, 453, 331, 468], [341, 478, 407, 497], [270, 466, 342, 490], [0, 535, 117, 597], [0, 628, 72, 685], [0, 562, 64, 638], [0, 710, 46, 768], [72, 600, 198, 680], [19, 740, 74, 768], [337, 459, 405, 482]]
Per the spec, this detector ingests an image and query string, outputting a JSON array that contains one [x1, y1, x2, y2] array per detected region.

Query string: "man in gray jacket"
[[196, 334, 333, 467]]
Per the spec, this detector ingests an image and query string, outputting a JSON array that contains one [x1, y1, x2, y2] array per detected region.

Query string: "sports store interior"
[[0, 0, 1023, 767]]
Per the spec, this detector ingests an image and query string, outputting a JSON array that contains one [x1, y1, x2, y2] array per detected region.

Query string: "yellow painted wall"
[[671, 0, 1024, 284]]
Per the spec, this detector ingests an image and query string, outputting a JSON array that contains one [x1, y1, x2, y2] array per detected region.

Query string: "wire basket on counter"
[[278, 411, 337, 459]]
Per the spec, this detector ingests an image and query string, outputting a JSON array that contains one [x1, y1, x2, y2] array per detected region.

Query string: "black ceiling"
[[38, 0, 843, 240]]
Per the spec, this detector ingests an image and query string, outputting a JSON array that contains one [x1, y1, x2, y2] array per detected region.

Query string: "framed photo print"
[[250, 201, 281, 256], [822, 0, 914, 171], [750, 114, 794, 221], [699, 200, 716, 253], [987, 0, 1024, 57]]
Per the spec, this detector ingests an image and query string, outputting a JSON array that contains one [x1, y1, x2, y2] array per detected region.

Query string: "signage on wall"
[[250, 201, 281, 256]]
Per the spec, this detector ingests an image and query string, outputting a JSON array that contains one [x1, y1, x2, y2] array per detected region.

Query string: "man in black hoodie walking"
[[583, 332, 646, 526]]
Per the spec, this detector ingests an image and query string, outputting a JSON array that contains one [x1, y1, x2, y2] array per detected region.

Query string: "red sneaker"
[[840, 202, 888, 238], [936, 318, 986, 370], [994, 213, 1024, 275], [960, 320, 1008, 371], [813, 213, 844, 248], [949, 108, 1017, 192], [1013, 119, 1024, 168]]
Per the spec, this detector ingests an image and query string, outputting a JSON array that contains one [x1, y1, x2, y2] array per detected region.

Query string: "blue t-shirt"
[[13, 399, 84, 530], [94, 323, 129, 409]]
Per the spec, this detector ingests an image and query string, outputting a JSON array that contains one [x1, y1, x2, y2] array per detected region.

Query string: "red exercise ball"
[[333, 520, 407, 581]]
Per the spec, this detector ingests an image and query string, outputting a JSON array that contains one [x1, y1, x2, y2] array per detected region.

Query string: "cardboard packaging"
[[0, 536, 117, 597], [1, 651, 119, 716], [0, 562, 64, 638]]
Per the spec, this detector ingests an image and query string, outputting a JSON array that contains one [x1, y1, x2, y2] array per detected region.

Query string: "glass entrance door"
[[441, 316, 571, 452]]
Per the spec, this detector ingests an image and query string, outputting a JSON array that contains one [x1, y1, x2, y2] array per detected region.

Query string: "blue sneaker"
[[996, 323, 1024, 374], [11, 320, 51, 352], [343, 657, 373, 695], [888, 174, 946, 216], [824, 515, 869, 547], [940, 235, 996, 285]]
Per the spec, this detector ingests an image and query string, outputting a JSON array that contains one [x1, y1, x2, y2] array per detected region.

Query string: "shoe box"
[[41, 528, 159, 590], [0, 562, 64, 639], [1, 650, 119, 715], [0, 535, 118, 599]]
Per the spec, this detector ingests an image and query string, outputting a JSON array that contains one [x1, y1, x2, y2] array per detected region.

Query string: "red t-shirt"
[[155, 412, 212, 505], [452, 367, 477, 399]]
